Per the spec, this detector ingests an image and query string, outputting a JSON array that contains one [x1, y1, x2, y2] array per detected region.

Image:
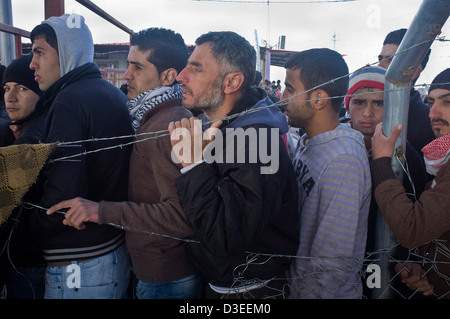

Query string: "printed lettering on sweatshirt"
[[292, 156, 315, 197]]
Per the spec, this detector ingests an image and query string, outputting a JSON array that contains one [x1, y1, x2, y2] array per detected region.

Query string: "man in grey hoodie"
[[27, 14, 134, 299]]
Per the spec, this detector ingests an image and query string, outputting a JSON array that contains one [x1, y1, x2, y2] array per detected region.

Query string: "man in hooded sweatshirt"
[[27, 14, 134, 299], [167, 31, 299, 299]]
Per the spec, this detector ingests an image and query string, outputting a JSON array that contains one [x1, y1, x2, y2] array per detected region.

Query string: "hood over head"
[[43, 13, 94, 77]]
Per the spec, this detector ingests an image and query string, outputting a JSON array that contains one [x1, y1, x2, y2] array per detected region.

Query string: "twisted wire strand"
[[48, 80, 450, 163]]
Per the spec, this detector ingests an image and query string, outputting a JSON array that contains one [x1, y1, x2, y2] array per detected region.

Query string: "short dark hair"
[[195, 31, 256, 92], [383, 28, 407, 46], [383, 28, 431, 70], [30, 23, 58, 53], [284, 48, 349, 113], [130, 28, 188, 75]]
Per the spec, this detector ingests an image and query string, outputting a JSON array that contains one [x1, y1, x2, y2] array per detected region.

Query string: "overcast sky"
[[10, 0, 450, 85]]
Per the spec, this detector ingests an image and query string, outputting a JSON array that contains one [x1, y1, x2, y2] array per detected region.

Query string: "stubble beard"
[[182, 77, 225, 117]]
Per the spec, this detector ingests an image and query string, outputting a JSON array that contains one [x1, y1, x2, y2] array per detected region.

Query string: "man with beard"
[[168, 31, 299, 299], [28, 14, 133, 299], [371, 68, 450, 298]]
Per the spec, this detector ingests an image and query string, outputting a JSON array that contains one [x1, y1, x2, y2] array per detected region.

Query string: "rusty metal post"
[[0, 23, 31, 58], [373, 0, 450, 299], [14, 34, 22, 57], [45, 0, 65, 19]]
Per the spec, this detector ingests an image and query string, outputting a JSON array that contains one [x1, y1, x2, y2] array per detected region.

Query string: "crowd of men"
[[0, 13, 449, 300]]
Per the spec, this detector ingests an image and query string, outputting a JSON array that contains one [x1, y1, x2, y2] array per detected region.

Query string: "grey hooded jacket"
[[29, 14, 134, 263]]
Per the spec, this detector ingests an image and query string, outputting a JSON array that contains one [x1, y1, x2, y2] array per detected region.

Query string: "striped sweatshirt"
[[289, 124, 371, 299]]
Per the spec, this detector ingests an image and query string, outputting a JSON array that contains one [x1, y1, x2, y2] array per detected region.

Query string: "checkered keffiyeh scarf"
[[422, 133, 450, 176], [0, 143, 58, 225], [128, 84, 183, 133]]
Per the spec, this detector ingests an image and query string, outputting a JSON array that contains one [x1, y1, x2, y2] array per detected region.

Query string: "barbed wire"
[[19, 201, 200, 244], [46, 35, 448, 162], [15, 149, 450, 300], [47, 79, 450, 164], [5, 200, 449, 299], [1, 36, 449, 299]]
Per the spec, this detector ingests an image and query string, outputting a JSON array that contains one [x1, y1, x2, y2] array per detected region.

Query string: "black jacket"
[[0, 114, 47, 147], [407, 88, 435, 156], [175, 87, 300, 287], [0, 101, 12, 146], [0, 102, 47, 289], [28, 63, 134, 262]]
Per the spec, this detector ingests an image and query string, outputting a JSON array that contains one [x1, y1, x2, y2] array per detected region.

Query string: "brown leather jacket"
[[371, 157, 450, 298], [99, 98, 196, 283]]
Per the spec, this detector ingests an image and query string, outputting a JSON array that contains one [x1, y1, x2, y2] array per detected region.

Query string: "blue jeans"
[[44, 244, 131, 299], [135, 272, 203, 299]]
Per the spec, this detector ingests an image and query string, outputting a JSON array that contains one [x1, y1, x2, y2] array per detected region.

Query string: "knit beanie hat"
[[345, 65, 386, 110], [0, 63, 5, 101], [429, 68, 450, 94], [2, 54, 43, 97]]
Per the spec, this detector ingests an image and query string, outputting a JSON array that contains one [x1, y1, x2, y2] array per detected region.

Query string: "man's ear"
[[223, 72, 244, 94], [311, 89, 329, 110], [160, 68, 178, 86]]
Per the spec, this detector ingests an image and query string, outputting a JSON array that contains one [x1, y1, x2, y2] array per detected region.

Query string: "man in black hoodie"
[[27, 14, 134, 299], [0, 54, 46, 299]]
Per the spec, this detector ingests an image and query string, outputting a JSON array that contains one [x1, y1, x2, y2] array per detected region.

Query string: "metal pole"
[[374, 0, 450, 299], [0, 0, 14, 65]]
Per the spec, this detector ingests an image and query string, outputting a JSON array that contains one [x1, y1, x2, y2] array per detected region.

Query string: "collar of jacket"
[[35, 62, 100, 115], [219, 86, 266, 129]]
